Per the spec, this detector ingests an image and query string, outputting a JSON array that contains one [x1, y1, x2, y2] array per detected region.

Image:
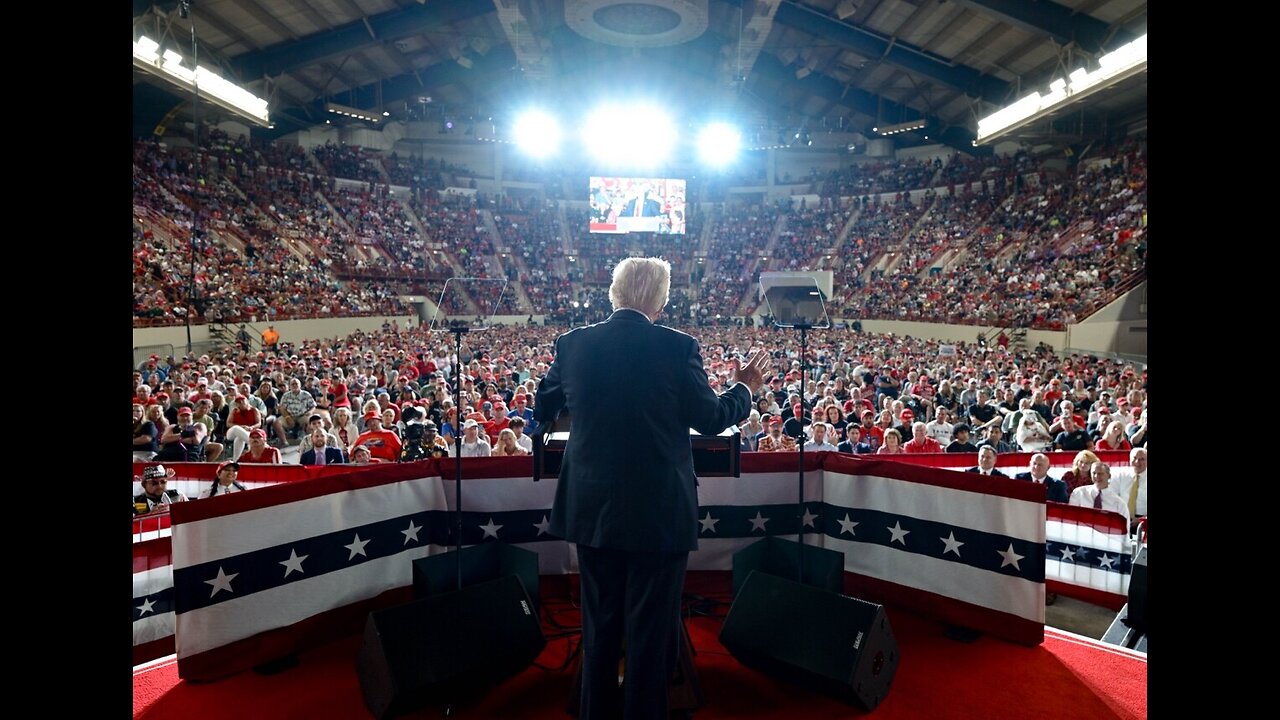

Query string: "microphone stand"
[[794, 324, 812, 586], [449, 325, 469, 592]]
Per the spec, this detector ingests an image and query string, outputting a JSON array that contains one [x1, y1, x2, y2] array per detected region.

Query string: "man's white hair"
[[609, 257, 671, 317]]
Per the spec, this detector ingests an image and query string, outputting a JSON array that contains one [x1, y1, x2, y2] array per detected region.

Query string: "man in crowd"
[[803, 421, 838, 452], [965, 445, 1007, 477], [134, 465, 187, 515], [757, 417, 798, 452], [1053, 412, 1092, 452], [1013, 453, 1069, 503], [351, 411, 402, 462], [1068, 462, 1130, 524], [925, 406, 954, 446], [301, 428, 346, 466], [836, 423, 873, 454], [902, 422, 943, 453], [1110, 447, 1147, 530], [278, 377, 318, 442], [458, 418, 492, 457], [945, 423, 978, 453]]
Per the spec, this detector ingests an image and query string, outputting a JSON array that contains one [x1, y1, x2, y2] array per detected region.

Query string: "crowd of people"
[[134, 321, 1148, 537], [134, 129, 1146, 331]]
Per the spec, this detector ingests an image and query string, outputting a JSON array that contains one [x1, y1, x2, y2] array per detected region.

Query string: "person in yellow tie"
[[1112, 447, 1147, 531]]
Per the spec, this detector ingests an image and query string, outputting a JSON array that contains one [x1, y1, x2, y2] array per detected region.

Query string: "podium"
[[536, 427, 742, 478]]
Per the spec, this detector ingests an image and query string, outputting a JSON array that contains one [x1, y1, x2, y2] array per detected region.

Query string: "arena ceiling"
[[132, 0, 1147, 153]]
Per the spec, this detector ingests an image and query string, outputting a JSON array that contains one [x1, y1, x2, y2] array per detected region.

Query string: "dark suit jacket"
[[965, 467, 1008, 477], [1012, 471, 1070, 502], [300, 446, 346, 465], [534, 309, 752, 553], [620, 196, 663, 217]]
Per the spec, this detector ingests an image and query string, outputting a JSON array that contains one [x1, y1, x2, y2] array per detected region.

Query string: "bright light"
[[697, 123, 741, 166], [582, 103, 676, 168], [513, 110, 561, 158]]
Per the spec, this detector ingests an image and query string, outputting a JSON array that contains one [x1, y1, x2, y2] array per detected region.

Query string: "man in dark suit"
[[619, 185, 663, 217], [1012, 452, 1069, 503], [964, 445, 1008, 477], [535, 257, 766, 720], [299, 428, 346, 465]]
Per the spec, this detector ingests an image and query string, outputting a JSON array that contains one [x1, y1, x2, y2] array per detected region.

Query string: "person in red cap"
[[782, 402, 811, 440], [200, 461, 246, 498], [238, 428, 281, 464], [350, 411, 402, 462], [225, 394, 262, 461], [756, 416, 798, 453]]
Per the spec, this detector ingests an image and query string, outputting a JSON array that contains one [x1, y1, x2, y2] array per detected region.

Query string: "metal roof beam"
[[948, 0, 1137, 55], [232, 0, 492, 79], [727, 0, 1009, 104]]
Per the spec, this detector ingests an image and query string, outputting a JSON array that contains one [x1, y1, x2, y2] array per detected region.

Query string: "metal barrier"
[[133, 344, 174, 369]]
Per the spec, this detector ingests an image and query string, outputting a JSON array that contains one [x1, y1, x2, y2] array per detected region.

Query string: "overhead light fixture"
[[134, 35, 270, 127], [325, 102, 382, 123], [872, 119, 927, 136], [976, 33, 1147, 145]]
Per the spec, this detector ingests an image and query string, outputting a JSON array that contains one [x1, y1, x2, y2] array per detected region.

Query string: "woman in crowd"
[[492, 428, 528, 456], [934, 380, 958, 412], [877, 428, 903, 454], [357, 399, 382, 432], [824, 404, 848, 444], [238, 428, 282, 464], [740, 410, 766, 451], [208, 390, 231, 442], [1095, 420, 1132, 451], [331, 406, 360, 451], [1060, 450, 1101, 493], [145, 403, 169, 440], [382, 408, 401, 437], [440, 406, 458, 443]]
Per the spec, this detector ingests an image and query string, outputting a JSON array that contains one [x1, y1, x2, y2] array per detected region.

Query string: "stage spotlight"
[[582, 102, 676, 168], [514, 109, 561, 158], [697, 123, 741, 167]]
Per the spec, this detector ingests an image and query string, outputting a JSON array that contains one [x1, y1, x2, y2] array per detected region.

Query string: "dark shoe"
[[1045, 592, 1058, 606]]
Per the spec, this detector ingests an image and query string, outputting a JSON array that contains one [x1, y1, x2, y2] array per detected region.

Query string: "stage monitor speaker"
[[356, 575, 546, 719], [732, 536, 845, 597], [412, 542, 540, 610], [720, 570, 898, 710], [1126, 545, 1147, 633]]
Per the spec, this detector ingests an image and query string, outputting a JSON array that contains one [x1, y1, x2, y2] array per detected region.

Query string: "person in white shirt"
[[1068, 462, 1130, 524], [802, 421, 839, 452], [510, 417, 533, 454], [1110, 447, 1147, 525], [200, 461, 245, 498], [459, 418, 492, 457], [925, 406, 954, 446]]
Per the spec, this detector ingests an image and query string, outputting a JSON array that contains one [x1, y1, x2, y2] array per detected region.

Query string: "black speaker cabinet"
[[1127, 545, 1147, 632], [356, 575, 546, 719], [731, 536, 845, 597], [412, 542, 540, 610], [566, 618, 703, 716], [720, 570, 899, 710]]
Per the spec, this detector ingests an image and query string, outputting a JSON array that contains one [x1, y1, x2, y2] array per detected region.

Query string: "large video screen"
[[589, 177, 686, 234]]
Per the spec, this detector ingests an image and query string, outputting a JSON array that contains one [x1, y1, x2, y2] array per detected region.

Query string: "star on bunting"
[[280, 549, 308, 577], [401, 520, 422, 545], [941, 531, 964, 557], [479, 518, 503, 539], [998, 543, 1025, 571], [205, 567, 238, 597], [888, 521, 910, 545], [837, 513, 859, 536], [748, 511, 770, 532], [345, 534, 370, 560], [699, 512, 720, 533]]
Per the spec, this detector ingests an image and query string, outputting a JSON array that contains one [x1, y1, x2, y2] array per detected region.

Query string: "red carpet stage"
[[133, 575, 1146, 720]]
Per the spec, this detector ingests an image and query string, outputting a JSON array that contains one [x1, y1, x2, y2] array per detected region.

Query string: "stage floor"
[[134, 585, 1146, 720]]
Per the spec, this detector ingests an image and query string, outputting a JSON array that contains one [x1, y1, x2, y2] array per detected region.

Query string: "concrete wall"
[[1064, 282, 1147, 358]]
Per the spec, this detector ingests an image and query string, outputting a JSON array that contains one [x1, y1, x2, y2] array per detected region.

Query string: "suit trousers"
[[576, 544, 688, 720]]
